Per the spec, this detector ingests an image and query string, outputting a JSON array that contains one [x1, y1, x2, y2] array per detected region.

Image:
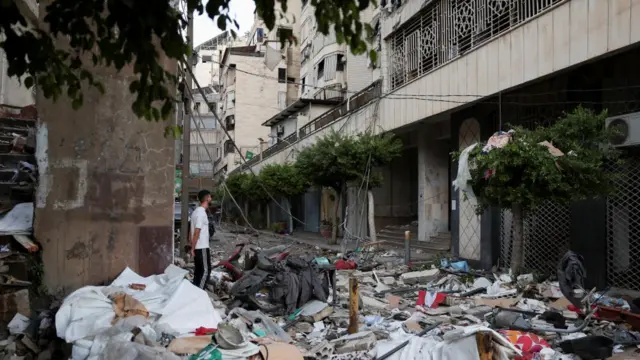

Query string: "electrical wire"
[[182, 63, 310, 229], [182, 51, 640, 235], [184, 87, 259, 236], [204, 55, 640, 101]]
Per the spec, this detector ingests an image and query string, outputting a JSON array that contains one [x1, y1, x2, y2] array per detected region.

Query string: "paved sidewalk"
[[255, 229, 353, 252]]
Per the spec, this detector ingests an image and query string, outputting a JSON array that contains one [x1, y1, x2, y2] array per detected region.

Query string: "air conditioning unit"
[[606, 111, 640, 147]]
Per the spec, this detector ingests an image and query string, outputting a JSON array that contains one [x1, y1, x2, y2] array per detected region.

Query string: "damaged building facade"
[[239, 0, 640, 292]]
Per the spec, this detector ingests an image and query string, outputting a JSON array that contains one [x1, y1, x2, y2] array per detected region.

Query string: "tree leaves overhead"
[[0, 0, 375, 124], [295, 131, 402, 192], [259, 163, 308, 200], [459, 107, 622, 215]]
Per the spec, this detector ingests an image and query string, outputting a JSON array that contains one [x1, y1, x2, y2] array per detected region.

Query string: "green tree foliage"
[[224, 172, 250, 202], [241, 173, 271, 204], [461, 107, 620, 270], [295, 131, 402, 243], [0, 0, 375, 123], [259, 163, 308, 200], [350, 132, 403, 189], [260, 163, 308, 231]]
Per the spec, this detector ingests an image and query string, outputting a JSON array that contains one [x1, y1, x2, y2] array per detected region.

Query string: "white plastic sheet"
[[374, 325, 521, 360], [56, 265, 223, 360], [0, 202, 33, 235]]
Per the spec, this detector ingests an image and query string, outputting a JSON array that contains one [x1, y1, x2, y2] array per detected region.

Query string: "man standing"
[[191, 189, 212, 289]]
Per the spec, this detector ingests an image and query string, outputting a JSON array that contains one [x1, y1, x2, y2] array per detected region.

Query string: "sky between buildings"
[[193, 0, 256, 46]]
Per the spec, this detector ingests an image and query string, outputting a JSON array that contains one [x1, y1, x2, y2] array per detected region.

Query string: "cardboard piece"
[[550, 297, 572, 310], [474, 296, 521, 308], [259, 342, 304, 360], [168, 336, 212, 355]]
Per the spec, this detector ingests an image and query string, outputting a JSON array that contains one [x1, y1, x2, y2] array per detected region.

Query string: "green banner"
[[246, 151, 254, 160]]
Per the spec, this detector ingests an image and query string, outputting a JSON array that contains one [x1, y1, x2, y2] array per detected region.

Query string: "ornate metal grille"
[[389, 0, 566, 90], [607, 155, 640, 291], [458, 118, 482, 260], [500, 203, 571, 275]]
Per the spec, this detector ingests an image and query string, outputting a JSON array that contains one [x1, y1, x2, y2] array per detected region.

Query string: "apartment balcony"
[[313, 66, 345, 101], [379, 0, 640, 130]]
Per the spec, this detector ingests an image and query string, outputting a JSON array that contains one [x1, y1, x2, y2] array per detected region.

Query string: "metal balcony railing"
[[231, 80, 382, 174], [389, 0, 565, 90]]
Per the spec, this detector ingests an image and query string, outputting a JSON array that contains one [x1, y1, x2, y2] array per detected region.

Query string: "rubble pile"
[[0, 105, 45, 359], [24, 235, 640, 360]]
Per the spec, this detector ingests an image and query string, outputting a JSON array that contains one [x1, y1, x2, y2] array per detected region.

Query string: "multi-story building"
[[299, 1, 380, 101], [194, 31, 247, 90], [213, 2, 303, 174], [241, 0, 640, 292], [215, 44, 299, 174], [190, 88, 223, 176]]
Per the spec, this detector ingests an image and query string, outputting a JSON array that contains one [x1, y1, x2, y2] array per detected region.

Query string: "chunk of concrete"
[[399, 269, 440, 285], [332, 331, 377, 354], [381, 277, 396, 285], [361, 296, 387, 310]]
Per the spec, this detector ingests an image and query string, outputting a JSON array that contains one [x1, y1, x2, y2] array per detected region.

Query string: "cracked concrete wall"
[[35, 1, 176, 292]]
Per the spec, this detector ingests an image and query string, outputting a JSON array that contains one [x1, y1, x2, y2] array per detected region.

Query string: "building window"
[[278, 68, 286, 83], [287, 77, 295, 84], [216, 147, 220, 159], [226, 91, 235, 109], [336, 54, 345, 71], [317, 59, 325, 80], [194, 102, 200, 112], [301, 77, 306, 94], [278, 91, 287, 110], [224, 115, 235, 131]]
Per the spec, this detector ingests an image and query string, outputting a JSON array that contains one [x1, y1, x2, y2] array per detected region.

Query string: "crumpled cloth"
[[499, 330, 551, 360], [452, 143, 478, 200], [557, 251, 586, 308]]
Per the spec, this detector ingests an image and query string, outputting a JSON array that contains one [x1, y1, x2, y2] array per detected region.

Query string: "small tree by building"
[[295, 131, 402, 244], [259, 163, 308, 232], [459, 107, 620, 272]]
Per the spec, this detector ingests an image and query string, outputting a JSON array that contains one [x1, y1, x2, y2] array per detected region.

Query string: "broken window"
[[317, 59, 325, 80], [336, 54, 345, 72]]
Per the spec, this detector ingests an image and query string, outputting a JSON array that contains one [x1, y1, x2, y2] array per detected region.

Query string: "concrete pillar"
[[417, 127, 449, 242], [35, 2, 176, 292]]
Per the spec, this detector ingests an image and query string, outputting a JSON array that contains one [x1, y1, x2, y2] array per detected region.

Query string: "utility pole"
[[180, 9, 194, 259]]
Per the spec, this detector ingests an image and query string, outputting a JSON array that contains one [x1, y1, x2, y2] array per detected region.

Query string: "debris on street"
[[19, 230, 637, 360]]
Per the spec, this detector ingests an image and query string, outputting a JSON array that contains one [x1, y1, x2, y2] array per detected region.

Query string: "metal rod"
[[404, 230, 411, 265], [348, 277, 359, 334]]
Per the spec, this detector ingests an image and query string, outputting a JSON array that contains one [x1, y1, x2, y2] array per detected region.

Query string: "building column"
[[35, 1, 176, 292], [417, 127, 449, 242]]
